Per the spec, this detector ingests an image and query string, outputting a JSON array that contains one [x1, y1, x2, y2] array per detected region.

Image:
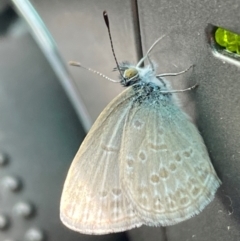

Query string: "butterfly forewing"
[[60, 88, 143, 234], [120, 91, 221, 226]]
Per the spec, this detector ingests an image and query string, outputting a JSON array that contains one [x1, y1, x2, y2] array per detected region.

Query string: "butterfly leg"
[[156, 75, 167, 87], [159, 83, 199, 93], [156, 65, 194, 78]]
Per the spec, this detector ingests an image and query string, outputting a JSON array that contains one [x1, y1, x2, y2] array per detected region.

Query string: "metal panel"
[[137, 0, 240, 240]]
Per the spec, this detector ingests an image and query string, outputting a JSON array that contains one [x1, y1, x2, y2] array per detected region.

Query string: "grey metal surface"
[[137, 0, 240, 240]]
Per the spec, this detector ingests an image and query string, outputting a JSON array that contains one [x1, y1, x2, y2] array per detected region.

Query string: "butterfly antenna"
[[137, 35, 166, 67], [69, 61, 120, 83], [103, 11, 126, 83]]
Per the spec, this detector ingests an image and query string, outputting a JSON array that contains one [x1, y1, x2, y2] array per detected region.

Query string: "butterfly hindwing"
[[120, 90, 221, 226]]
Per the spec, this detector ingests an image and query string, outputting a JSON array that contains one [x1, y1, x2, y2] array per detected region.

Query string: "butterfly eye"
[[124, 68, 139, 79]]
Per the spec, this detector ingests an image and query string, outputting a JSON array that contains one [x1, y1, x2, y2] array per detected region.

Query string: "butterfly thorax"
[[131, 82, 171, 107], [117, 62, 172, 106]]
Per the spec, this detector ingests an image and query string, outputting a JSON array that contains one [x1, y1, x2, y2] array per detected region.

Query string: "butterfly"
[[60, 11, 221, 235]]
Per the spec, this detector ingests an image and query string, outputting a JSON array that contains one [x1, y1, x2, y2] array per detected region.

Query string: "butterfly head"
[[122, 67, 139, 85], [119, 61, 157, 88], [124, 68, 138, 79]]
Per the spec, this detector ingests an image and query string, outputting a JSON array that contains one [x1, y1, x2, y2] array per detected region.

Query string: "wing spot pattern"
[[112, 188, 122, 196], [159, 168, 169, 179], [192, 187, 200, 197], [169, 163, 177, 172], [150, 174, 160, 184], [99, 190, 108, 198], [183, 151, 191, 158], [180, 197, 190, 206], [127, 158, 134, 168], [139, 151, 147, 162], [133, 119, 144, 129], [175, 153, 181, 162]]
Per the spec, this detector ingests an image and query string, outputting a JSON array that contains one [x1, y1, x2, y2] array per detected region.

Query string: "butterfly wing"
[[120, 93, 221, 226], [60, 87, 143, 234]]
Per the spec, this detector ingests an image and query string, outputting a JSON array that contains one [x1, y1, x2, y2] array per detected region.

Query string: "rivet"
[[2, 176, 22, 192], [0, 214, 10, 230], [13, 201, 35, 218], [25, 228, 45, 241]]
